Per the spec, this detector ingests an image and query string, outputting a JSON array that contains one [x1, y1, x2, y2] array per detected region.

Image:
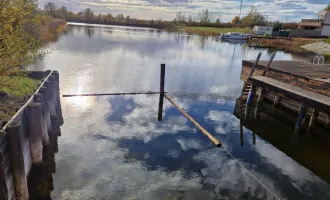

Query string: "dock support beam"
[[273, 95, 281, 108], [39, 87, 52, 133], [7, 123, 29, 200], [308, 109, 319, 129], [34, 94, 50, 145], [295, 104, 308, 131], [325, 115, 330, 129], [0, 153, 8, 200], [27, 102, 43, 165]]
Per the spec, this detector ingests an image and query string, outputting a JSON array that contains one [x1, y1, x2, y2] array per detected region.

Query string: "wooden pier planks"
[[250, 76, 330, 113], [243, 60, 330, 79]]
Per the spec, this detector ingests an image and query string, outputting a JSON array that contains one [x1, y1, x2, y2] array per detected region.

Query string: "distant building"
[[299, 10, 330, 36], [253, 26, 273, 35]]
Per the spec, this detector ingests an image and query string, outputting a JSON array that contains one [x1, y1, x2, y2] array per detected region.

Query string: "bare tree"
[[83, 8, 94, 21], [198, 9, 212, 25], [44, 2, 57, 17], [175, 11, 186, 24]]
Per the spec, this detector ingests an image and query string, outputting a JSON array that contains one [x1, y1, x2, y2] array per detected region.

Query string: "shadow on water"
[[234, 98, 330, 184]]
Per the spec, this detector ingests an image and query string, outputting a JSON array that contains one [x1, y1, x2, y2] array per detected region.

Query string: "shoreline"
[[67, 20, 167, 29]]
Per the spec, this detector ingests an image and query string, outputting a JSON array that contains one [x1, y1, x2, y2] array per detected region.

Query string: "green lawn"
[[178, 26, 251, 35], [0, 76, 39, 97]]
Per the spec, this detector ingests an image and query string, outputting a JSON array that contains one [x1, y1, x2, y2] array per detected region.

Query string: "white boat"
[[218, 32, 250, 40]]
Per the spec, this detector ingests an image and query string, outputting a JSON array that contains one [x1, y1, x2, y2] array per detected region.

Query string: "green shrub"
[[324, 54, 330, 61]]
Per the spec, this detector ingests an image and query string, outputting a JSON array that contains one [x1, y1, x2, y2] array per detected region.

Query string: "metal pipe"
[[62, 92, 164, 97]]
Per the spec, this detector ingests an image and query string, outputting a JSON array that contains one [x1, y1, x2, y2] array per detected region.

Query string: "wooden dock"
[[250, 76, 330, 112], [244, 60, 330, 79], [240, 60, 330, 131]]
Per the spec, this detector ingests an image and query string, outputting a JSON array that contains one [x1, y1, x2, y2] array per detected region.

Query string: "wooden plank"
[[250, 76, 330, 113], [243, 60, 330, 79]]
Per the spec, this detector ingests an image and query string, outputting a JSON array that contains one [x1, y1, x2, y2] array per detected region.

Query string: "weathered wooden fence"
[[0, 70, 63, 200]]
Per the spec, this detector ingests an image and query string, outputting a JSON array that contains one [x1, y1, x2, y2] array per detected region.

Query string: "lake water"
[[27, 23, 330, 200]]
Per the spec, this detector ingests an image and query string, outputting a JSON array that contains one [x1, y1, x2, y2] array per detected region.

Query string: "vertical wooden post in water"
[[158, 64, 166, 121], [27, 102, 43, 165], [308, 109, 319, 129], [273, 95, 281, 108], [34, 93, 50, 145], [0, 153, 8, 200], [160, 64, 165, 93], [158, 64, 165, 121], [7, 123, 29, 200], [295, 104, 307, 131]]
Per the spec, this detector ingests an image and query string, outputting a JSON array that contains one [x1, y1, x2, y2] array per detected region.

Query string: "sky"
[[38, 0, 329, 22]]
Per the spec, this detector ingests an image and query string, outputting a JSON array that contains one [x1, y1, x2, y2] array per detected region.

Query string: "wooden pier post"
[[160, 64, 165, 93], [7, 123, 29, 200], [39, 87, 52, 133], [325, 115, 330, 129], [0, 153, 8, 200], [27, 102, 43, 165], [34, 94, 50, 145], [158, 64, 165, 121], [295, 104, 307, 131], [52, 71, 64, 125], [308, 109, 319, 129], [273, 95, 281, 108], [44, 80, 56, 118]]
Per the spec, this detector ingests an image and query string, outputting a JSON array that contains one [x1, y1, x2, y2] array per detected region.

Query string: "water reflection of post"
[[28, 134, 59, 200], [158, 64, 165, 121], [240, 120, 244, 146], [158, 93, 164, 121]]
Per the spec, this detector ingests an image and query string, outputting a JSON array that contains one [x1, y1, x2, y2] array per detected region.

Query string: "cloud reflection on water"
[[54, 94, 330, 200]]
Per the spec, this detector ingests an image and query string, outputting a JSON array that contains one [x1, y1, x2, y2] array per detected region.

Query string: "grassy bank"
[[177, 26, 251, 36], [0, 76, 40, 125], [258, 38, 323, 53]]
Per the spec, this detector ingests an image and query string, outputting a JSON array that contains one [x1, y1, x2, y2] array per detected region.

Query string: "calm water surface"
[[28, 23, 330, 200]]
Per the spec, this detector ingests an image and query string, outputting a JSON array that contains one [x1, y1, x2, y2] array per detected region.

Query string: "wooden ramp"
[[250, 76, 330, 113], [243, 60, 330, 79]]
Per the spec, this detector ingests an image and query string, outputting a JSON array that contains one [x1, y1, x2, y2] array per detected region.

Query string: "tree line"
[[43, 2, 170, 28], [0, 0, 66, 76], [42, 2, 302, 30]]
